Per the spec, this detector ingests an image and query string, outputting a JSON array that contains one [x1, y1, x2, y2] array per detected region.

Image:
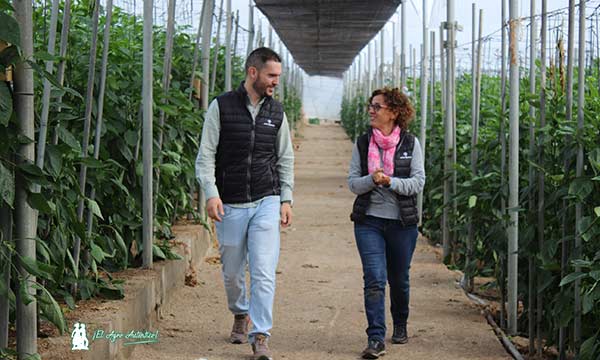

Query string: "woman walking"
[[347, 87, 425, 359]]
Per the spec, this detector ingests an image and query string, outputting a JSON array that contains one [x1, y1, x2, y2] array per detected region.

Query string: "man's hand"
[[372, 168, 391, 187], [206, 197, 224, 222], [280, 202, 293, 228]]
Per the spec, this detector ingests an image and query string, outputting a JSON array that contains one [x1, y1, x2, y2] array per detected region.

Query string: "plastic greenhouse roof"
[[255, 0, 402, 78]]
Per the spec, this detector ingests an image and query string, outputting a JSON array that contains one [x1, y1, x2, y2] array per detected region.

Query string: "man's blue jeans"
[[354, 215, 418, 342], [215, 195, 281, 342]]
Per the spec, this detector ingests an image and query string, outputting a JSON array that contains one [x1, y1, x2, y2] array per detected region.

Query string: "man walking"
[[195, 47, 294, 360]]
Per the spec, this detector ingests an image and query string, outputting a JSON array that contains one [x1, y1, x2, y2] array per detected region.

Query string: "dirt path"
[[132, 124, 510, 360]]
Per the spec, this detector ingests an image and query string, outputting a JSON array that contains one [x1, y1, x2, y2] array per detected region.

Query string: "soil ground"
[[131, 123, 511, 360]]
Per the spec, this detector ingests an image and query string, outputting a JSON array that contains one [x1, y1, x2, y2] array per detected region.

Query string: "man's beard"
[[252, 78, 269, 97]]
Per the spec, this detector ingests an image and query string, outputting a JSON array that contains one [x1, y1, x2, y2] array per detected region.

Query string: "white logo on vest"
[[263, 119, 276, 127]]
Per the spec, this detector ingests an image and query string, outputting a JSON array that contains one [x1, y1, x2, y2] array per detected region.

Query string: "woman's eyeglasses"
[[367, 103, 388, 112]]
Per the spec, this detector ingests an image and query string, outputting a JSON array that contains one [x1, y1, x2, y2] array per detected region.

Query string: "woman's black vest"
[[215, 82, 284, 204], [350, 129, 419, 226]]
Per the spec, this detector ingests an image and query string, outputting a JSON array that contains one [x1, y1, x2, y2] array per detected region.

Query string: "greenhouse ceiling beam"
[[254, 0, 402, 77]]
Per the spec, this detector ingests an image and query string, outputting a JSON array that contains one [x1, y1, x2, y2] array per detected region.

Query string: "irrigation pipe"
[[458, 275, 526, 360]]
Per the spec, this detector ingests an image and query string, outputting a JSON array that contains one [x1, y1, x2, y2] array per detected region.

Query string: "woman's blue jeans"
[[354, 215, 418, 342]]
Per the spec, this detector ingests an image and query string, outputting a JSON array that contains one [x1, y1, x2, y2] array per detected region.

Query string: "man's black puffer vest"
[[350, 129, 419, 226], [215, 82, 284, 204]]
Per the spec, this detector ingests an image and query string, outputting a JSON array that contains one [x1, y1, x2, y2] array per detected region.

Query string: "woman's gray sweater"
[[347, 136, 426, 221]]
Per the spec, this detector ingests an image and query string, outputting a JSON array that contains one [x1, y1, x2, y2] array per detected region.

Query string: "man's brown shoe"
[[229, 314, 249, 344], [251, 334, 272, 360]]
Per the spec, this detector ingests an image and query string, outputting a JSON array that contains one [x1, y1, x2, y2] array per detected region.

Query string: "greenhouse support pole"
[[368, 42, 372, 95], [52, 0, 72, 145], [268, 24, 273, 49], [499, 0, 508, 330], [412, 47, 416, 96], [560, 1, 575, 356], [210, 0, 224, 94], [35, 0, 60, 175], [0, 205, 12, 347], [401, 0, 406, 88], [417, 0, 428, 226], [574, 0, 585, 355], [156, 0, 176, 168], [537, 2, 547, 356], [189, 0, 207, 101], [430, 30, 435, 130], [87, 0, 114, 235], [507, 0, 520, 336], [13, 0, 38, 357], [527, 0, 537, 354], [201, 0, 215, 110], [467, 4, 477, 287], [225, 0, 232, 92], [392, 20, 397, 86], [73, 3, 100, 284], [142, 0, 154, 269], [247, 0, 254, 56], [443, 0, 456, 262], [233, 10, 239, 59], [439, 25, 445, 110], [379, 31, 384, 87], [278, 41, 284, 100]]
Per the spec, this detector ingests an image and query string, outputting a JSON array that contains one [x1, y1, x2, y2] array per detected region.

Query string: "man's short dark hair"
[[245, 47, 282, 73]]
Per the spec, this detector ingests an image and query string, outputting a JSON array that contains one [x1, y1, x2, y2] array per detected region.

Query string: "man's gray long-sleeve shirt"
[[347, 136, 425, 220], [195, 96, 294, 207]]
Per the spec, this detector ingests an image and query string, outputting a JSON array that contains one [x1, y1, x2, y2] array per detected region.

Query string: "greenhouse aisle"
[[131, 123, 510, 360]]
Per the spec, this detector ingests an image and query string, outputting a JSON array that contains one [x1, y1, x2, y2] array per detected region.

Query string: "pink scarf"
[[368, 126, 401, 176]]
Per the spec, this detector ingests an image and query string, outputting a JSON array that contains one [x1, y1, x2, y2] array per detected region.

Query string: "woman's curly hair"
[[368, 87, 415, 130]]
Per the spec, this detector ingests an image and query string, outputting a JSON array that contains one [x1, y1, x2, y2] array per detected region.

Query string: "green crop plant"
[[341, 61, 600, 357], [0, 0, 303, 352]]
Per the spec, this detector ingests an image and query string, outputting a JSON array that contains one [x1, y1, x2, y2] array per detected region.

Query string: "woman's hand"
[[372, 168, 391, 187]]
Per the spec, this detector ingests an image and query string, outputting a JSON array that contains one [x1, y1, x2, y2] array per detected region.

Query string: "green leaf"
[[22, 353, 42, 360], [580, 334, 598, 360], [0, 1, 15, 11], [32, 283, 67, 334], [124, 130, 138, 147], [19, 280, 34, 306], [66, 249, 78, 278], [568, 178, 593, 200], [46, 144, 63, 175], [98, 286, 124, 300], [27, 192, 53, 214], [56, 126, 82, 152], [595, 207, 600, 218], [468, 195, 477, 208], [0, 161, 14, 207], [90, 259, 98, 280], [87, 199, 104, 220], [19, 255, 53, 280], [582, 293, 594, 314], [559, 272, 587, 287], [79, 157, 104, 168], [63, 293, 75, 309], [0, 81, 12, 126], [27, 59, 61, 88], [159, 163, 180, 176], [0, 13, 20, 47], [152, 244, 167, 260], [18, 162, 44, 177], [90, 242, 105, 263]]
